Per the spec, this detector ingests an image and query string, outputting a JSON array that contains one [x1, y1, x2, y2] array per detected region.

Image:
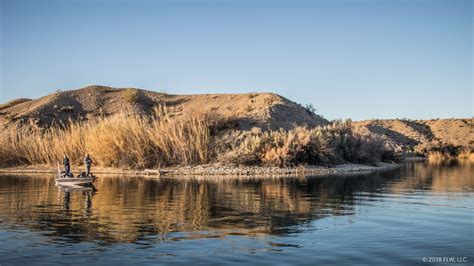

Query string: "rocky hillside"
[[0, 85, 329, 130], [354, 118, 473, 152]]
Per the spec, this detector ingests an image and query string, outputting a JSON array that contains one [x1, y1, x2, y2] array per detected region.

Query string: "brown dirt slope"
[[354, 118, 473, 150], [0, 85, 328, 130]]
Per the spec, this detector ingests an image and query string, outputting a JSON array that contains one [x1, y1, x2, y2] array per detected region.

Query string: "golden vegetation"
[[427, 149, 474, 163], [416, 142, 474, 163], [0, 112, 399, 168], [457, 149, 474, 162], [0, 107, 211, 168], [0, 98, 32, 111], [221, 121, 399, 167], [121, 88, 140, 103]]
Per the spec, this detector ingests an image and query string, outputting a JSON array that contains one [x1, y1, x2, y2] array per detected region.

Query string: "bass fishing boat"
[[55, 163, 96, 185]]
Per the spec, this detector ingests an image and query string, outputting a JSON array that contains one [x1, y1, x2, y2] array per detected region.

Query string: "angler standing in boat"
[[84, 154, 93, 177], [63, 154, 71, 177]]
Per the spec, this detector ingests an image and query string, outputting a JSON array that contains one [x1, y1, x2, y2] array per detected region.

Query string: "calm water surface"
[[0, 162, 472, 265]]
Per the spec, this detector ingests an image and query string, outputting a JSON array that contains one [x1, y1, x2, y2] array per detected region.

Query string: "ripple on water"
[[0, 162, 472, 264]]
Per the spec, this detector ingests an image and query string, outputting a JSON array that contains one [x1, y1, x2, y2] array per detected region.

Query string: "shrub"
[[424, 144, 472, 162], [96, 87, 116, 93], [221, 121, 398, 167], [304, 103, 317, 114], [416, 142, 458, 156], [245, 105, 253, 112], [458, 149, 474, 162], [0, 112, 399, 168], [248, 92, 258, 99], [121, 88, 140, 103]]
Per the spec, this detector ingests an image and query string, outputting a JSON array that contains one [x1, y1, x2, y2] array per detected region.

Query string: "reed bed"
[[0, 109, 211, 168], [0, 115, 399, 169]]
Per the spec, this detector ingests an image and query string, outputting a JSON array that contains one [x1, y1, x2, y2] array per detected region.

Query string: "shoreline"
[[162, 162, 400, 177], [0, 162, 401, 178]]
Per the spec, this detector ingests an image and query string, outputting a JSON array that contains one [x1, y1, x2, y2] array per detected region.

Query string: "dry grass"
[[428, 148, 474, 163], [427, 151, 455, 162], [0, 114, 399, 169], [0, 107, 211, 168], [0, 98, 32, 111], [221, 121, 399, 167], [121, 88, 140, 103], [458, 149, 474, 162], [421, 142, 474, 163]]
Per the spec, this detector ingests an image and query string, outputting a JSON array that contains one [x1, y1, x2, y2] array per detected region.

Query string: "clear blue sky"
[[0, 0, 472, 120]]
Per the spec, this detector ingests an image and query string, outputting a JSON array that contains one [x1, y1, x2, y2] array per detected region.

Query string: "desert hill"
[[1, 86, 471, 155], [354, 118, 473, 152], [0, 85, 328, 130]]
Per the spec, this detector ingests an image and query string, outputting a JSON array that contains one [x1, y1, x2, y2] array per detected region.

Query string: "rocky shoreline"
[[162, 162, 400, 177], [0, 162, 400, 178]]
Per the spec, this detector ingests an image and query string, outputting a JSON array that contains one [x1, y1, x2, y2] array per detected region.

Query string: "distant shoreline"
[[0, 162, 401, 178]]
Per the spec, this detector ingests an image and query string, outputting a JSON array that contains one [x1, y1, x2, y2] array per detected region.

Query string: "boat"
[[55, 163, 96, 186], [55, 175, 96, 185], [57, 183, 96, 192]]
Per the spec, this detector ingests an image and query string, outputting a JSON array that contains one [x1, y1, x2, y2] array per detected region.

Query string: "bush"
[[96, 87, 116, 93], [121, 88, 140, 103], [305, 103, 317, 114], [221, 121, 398, 167], [417, 142, 473, 162], [0, 112, 399, 168], [458, 149, 474, 162]]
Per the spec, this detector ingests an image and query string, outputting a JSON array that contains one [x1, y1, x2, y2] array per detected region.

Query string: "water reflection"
[[0, 162, 472, 245], [393, 161, 473, 193], [58, 185, 95, 212]]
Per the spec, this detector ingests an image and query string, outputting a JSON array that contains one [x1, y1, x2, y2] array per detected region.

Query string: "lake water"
[[0, 162, 472, 265]]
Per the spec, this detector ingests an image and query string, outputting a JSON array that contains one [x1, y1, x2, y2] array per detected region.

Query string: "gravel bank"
[[162, 163, 399, 177], [0, 163, 400, 177]]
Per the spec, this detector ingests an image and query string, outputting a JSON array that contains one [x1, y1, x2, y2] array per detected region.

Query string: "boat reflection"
[[0, 162, 471, 245], [57, 184, 96, 211]]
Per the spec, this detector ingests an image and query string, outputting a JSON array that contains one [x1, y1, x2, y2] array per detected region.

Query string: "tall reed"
[[0, 114, 399, 169], [0, 108, 211, 168]]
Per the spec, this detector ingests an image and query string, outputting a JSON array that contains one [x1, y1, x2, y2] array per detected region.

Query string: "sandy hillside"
[[1, 85, 470, 152], [354, 118, 473, 150], [0, 85, 328, 130]]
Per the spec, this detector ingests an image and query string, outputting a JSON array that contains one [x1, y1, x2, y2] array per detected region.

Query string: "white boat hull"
[[55, 177, 96, 185]]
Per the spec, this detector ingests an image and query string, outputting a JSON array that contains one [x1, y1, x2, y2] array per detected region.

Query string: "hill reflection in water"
[[0, 162, 472, 246]]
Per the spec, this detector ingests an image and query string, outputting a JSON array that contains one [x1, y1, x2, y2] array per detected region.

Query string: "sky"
[[0, 0, 472, 120]]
